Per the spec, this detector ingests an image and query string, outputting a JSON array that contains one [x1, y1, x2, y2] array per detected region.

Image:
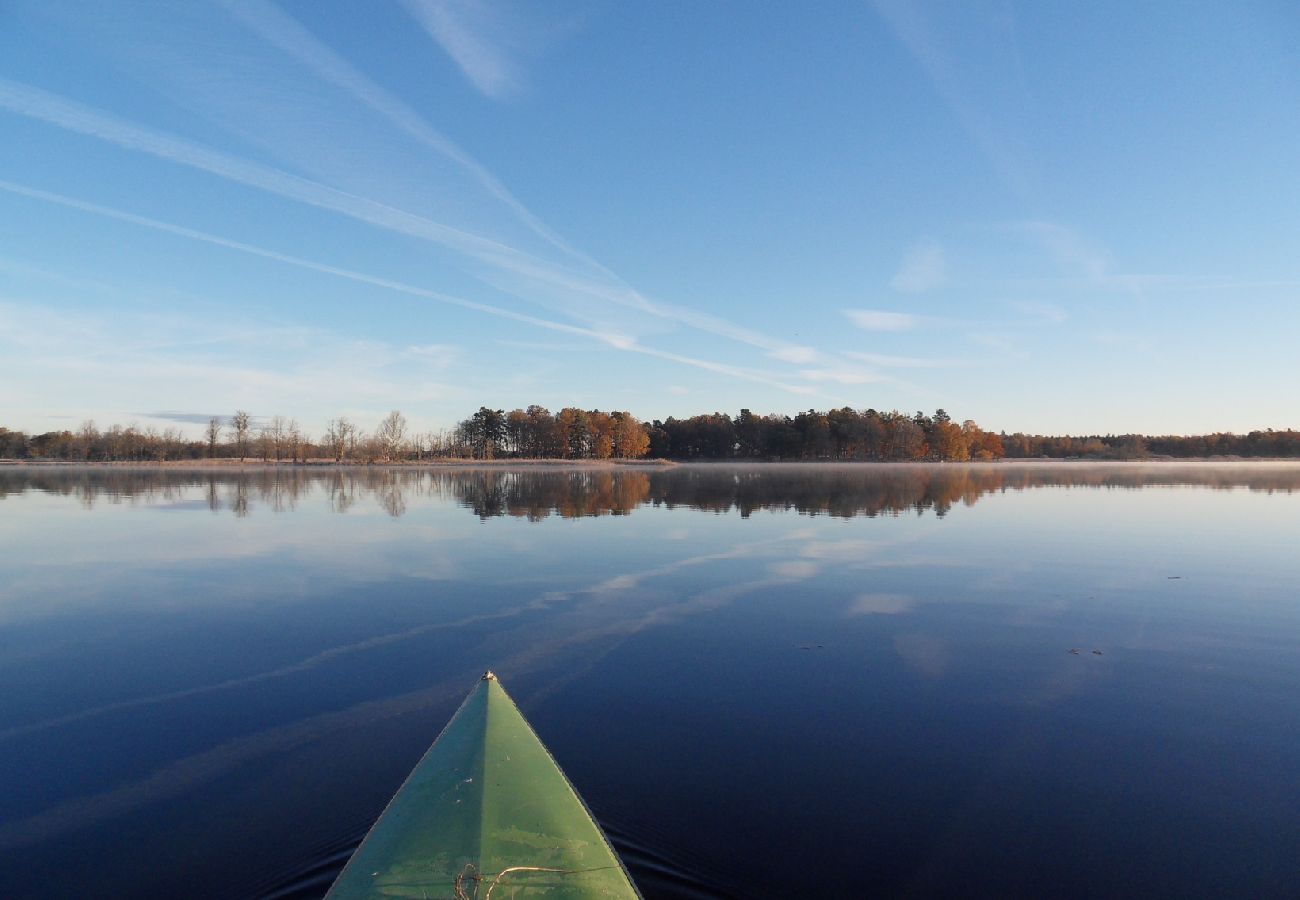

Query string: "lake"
[[1, 463, 1298, 898]]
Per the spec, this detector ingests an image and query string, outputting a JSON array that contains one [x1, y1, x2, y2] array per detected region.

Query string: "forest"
[[1, 406, 1297, 463]]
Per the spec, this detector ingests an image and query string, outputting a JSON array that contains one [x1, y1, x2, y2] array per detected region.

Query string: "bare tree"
[[230, 410, 251, 461], [161, 427, 183, 461], [78, 420, 98, 461], [267, 415, 289, 461], [374, 410, 408, 461], [205, 417, 222, 458], [255, 425, 273, 461], [287, 419, 303, 463], [324, 417, 354, 463]]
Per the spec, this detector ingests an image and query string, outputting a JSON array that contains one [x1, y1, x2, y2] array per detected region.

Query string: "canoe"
[[325, 672, 641, 899]]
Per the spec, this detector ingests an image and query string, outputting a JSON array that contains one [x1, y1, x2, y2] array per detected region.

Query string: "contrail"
[[216, 0, 592, 266], [0, 77, 576, 279], [0, 179, 814, 393], [215, 0, 825, 363], [0, 75, 823, 366]]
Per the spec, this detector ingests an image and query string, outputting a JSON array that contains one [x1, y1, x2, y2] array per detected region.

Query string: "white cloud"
[[844, 309, 920, 331], [890, 241, 947, 293]]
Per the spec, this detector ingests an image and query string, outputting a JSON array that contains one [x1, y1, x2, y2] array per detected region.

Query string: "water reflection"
[[1, 462, 1299, 898], [3, 462, 1299, 519]]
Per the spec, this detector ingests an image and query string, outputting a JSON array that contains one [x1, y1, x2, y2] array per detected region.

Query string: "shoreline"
[[3, 457, 1300, 470], [0, 457, 679, 469]]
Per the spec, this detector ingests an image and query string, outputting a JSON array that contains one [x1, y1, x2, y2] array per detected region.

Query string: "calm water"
[[1, 463, 1299, 899]]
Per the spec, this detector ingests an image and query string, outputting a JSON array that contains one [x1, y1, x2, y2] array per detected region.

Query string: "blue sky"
[[2, 0, 1297, 438]]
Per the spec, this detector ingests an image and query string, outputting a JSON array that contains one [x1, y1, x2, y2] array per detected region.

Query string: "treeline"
[[645, 408, 1004, 461], [0, 407, 1002, 463], [2, 407, 1297, 463], [0, 408, 654, 463], [1000, 429, 1300, 459]]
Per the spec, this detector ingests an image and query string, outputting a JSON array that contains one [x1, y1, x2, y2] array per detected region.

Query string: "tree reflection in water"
[[2, 462, 1298, 519]]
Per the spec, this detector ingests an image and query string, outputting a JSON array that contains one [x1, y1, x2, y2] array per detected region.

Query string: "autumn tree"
[[557, 408, 588, 459], [612, 411, 650, 458], [587, 411, 615, 459], [931, 419, 969, 461]]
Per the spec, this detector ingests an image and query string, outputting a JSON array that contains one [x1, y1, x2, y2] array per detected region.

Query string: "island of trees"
[[1, 405, 1297, 463]]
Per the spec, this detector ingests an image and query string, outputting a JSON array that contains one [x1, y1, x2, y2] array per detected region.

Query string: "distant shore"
[[4, 456, 1300, 469], [0, 457, 678, 468]]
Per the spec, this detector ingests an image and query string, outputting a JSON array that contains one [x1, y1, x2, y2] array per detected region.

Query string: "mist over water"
[[1, 463, 1298, 898]]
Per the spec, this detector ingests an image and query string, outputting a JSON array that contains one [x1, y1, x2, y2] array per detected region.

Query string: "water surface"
[[1, 463, 1298, 898]]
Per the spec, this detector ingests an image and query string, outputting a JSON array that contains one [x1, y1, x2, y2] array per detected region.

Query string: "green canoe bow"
[[325, 673, 641, 899]]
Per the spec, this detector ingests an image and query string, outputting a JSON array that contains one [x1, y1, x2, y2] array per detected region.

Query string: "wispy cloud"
[[1089, 331, 1149, 351], [218, 0, 584, 261], [493, 338, 603, 353], [842, 351, 966, 368], [769, 345, 821, 364], [797, 367, 884, 385], [0, 295, 463, 430], [1013, 220, 1146, 302], [967, 331, 1019, 354], [844, 309, 922, 331], [870, 0, 1039, 198], [400, 0, 527, 99], [138, 412, 228, 426], [0, 78, 537, 266], [891, 240, 947, 293], [0, 77, 827, 375], [1016, 220, 1110, 281], [0, 179, 604, 344], [0, 180, 817, 397], [1009, 300, 1067, 324]]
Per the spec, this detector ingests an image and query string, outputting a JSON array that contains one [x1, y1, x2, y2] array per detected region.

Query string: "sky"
[[1, 0, 1298, 438]]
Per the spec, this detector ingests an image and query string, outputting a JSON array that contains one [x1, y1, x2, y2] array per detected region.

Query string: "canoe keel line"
[[325, 672, 641, 899]]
